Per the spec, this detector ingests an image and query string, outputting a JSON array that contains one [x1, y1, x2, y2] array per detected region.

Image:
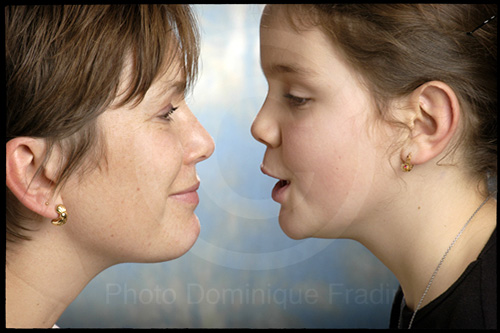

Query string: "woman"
[[5, 5, 214, 328], [252, 4, 496, 328]]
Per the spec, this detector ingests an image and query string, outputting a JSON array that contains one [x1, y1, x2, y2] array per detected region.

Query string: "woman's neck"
[[6, 229, 110, 328]]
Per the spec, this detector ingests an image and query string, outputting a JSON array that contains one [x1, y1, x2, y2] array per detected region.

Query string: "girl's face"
[[252, 8, 401, 240], [61, 62, 215, 264]]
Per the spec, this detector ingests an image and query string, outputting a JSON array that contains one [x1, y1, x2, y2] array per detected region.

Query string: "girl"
[[252, 4, 496, 328], [6, 5, 214, 327]]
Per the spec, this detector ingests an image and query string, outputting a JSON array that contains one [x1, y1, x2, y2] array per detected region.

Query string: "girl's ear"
[[6, 137, 62, 220], [401, 81, 460, 166]]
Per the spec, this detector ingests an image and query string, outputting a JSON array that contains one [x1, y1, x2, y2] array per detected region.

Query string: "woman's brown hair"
[[273, 4, 497, 188], [5, 5, 200, 241]]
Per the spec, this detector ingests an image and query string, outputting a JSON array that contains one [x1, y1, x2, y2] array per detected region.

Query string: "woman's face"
[[61, 62, 215, 264], [252, 8, 401, 240]]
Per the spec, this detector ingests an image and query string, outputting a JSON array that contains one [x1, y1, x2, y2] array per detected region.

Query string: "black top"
[[389, 228, 497, 329]]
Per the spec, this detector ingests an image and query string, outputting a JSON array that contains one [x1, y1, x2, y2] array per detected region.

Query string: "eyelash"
[[284, 93, 311, 108], [160, 105, 179, 121]]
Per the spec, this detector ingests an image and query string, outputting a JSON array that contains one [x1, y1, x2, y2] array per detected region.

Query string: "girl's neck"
[[356, 174, 496, 310]]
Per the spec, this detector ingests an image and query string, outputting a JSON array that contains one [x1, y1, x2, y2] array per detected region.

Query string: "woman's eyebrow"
[[152, 80, 188, 100]]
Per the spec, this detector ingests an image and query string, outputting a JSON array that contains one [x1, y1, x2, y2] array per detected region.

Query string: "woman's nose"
[[184, 108, 215, 165]]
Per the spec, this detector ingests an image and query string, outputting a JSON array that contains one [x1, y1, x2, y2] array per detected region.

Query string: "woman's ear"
[[402, 81, 460, 166], [6, 137, 62, 220]]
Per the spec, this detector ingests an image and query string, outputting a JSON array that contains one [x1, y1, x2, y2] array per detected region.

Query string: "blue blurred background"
[[57, 5, 399, 328]]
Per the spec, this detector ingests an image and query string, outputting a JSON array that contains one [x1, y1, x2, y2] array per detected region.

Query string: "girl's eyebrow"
[[264, 62, 318, 78]]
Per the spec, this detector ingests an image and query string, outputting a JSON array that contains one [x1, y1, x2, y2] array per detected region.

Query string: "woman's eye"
[[160, 105, 179, 121], [284, 93, 311, 107]]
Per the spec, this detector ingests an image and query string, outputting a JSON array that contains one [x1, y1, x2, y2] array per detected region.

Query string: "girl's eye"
[[160, 105, 179, 121], [284, 93, 311, 108]]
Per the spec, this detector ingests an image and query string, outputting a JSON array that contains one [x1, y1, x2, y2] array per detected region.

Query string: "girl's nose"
[[251, 96, 281, 149]]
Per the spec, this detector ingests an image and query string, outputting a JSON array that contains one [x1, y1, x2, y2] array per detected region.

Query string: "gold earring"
[[401, 153, 413, 172], [51, 204, 68, 226]]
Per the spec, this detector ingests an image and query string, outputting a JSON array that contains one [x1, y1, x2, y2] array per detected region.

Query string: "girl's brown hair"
[[274, 4, 497, 187], [5, 5, 200, 241]]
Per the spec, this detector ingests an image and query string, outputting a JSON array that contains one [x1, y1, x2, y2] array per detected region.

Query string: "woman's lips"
[[170, 182, 200, 205]]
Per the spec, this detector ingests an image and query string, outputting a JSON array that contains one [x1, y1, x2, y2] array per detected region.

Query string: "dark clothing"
[[390, 229, 497, 329]]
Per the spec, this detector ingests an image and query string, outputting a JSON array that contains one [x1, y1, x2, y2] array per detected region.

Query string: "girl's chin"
[[278, 212, 311, 240]]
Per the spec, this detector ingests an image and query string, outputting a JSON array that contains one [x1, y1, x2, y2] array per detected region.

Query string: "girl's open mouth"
[[272, 179, 290, 203]]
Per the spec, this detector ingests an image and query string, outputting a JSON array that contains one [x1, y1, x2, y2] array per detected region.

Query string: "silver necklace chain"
[[399, 194, 492, 329]]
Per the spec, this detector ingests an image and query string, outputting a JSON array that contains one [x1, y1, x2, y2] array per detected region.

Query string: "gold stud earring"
[[51, 204, 67, 226], [401, 153, 413, 172]]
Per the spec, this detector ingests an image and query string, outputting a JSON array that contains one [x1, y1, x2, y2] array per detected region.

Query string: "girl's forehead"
[[260, 5, 294, 31]]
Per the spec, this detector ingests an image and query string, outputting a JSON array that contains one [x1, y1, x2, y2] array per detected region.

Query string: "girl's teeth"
[[280, 180, 289, 187]]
